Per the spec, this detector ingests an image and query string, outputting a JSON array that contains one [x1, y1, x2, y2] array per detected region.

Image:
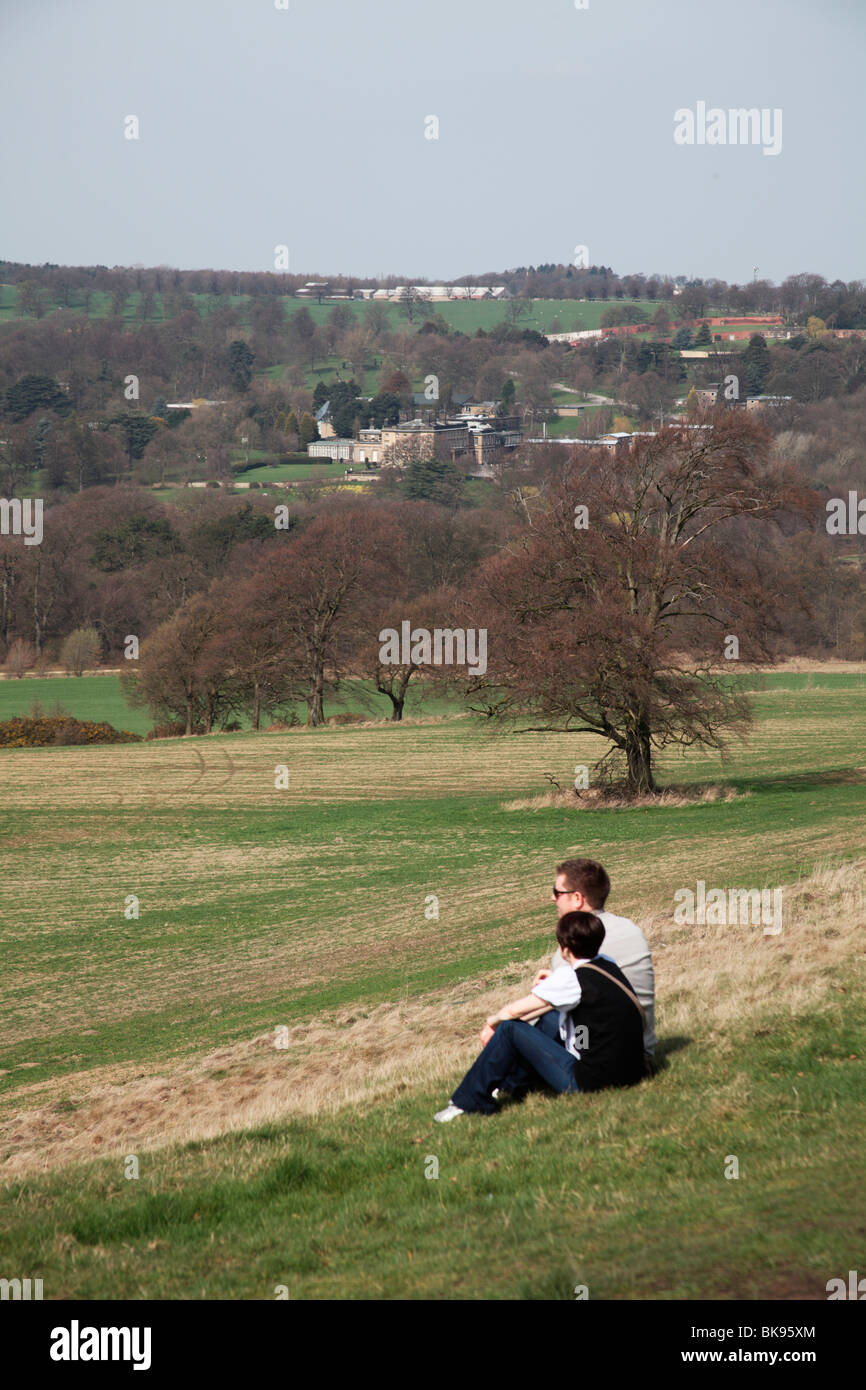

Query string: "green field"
[[237, 459, 351, 484], [0, 284, 668, 337], [541, 408, 631, 438], [0, 673, 863, 1298], [0, 673, 463, 736]]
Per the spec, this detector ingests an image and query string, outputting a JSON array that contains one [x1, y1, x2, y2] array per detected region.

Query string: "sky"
[[1, 0, 864, 285]]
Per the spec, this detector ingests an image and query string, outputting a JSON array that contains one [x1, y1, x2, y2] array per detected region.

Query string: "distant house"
[[314, 400, 336, 437], [353, 285, 511, 302], [546, 329, 603, 344], [744, 395, 793, 410], [695, 386, 721, 405], [379, 414, 521, 467], [308, 430, 383, 466], [308, 438, 355, 462]]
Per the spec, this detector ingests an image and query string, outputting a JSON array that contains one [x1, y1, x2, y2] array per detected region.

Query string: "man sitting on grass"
[[434, 910, 646, 1122], [539, 858, 656, 1070]]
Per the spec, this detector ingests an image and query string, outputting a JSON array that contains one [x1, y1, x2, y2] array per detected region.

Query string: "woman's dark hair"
[[556, 910, 605, 959]]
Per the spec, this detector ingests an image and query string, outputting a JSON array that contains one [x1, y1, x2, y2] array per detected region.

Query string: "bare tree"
[[4, 637, 36, 678], [248, 507, 406, 725], [464, 412, 815, 793], [61, 626, 102, 675]]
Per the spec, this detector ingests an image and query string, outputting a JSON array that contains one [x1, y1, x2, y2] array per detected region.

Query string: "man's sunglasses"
[[552, 885, 576, 898]]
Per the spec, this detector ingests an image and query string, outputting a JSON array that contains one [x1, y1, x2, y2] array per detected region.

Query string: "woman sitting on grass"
[[434, 910, 646, 1122]]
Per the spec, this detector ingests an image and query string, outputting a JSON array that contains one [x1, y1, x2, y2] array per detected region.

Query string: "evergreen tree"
[[742, 334, 771, 396], [403, 456, 464, 506], [328, 380, 361, 436], [298, 412, 318, 448], [227, 340, 255, 392], [5, 374, 70, 421], [112, 414, 158, 462]]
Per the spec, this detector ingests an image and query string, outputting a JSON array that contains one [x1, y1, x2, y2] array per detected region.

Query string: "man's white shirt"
[[550, 909, 656, 1055]]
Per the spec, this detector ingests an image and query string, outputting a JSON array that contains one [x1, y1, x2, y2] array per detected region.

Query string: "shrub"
[[0, 715, 141, 748]]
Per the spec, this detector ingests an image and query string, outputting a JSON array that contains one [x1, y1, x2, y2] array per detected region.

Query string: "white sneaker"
[[433, 1102, 465, 1123], [491, 1088, 501, 1100]]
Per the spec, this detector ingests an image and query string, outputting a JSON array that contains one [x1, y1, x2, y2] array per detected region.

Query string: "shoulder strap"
[[578, 961, 646, 1025]]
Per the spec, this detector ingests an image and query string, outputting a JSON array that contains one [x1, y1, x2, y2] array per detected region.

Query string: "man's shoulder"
[[599, 910, 651, 952]]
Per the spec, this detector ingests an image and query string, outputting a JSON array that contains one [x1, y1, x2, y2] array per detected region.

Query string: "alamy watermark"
[[378, 621, 487, 677], [0, 1277, 43, 1300], [0, 497, 43, 545], [827, 1270, 866, 1300], [50, 1322, 151, 1370], [826, 492, 866, 535], [673, 881, 783, 935], [674, 102, 782, 157]]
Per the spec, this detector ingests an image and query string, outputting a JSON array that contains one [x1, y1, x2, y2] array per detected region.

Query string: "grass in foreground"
[[2, 871, 863, 1298], [0, 677, 864, 1296]]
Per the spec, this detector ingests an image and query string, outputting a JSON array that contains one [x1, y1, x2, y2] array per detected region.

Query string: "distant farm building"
[[353, 285, 511, 301]]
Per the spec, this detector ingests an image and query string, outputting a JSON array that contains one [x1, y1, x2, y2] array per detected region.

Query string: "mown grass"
[[0, 675, 863, 1297], [1, 1001, 862, 1299], [235, 460, 350, 483]]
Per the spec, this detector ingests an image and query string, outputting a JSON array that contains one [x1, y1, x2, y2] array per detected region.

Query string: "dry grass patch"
[[502, 784, 747, 812], [648, 858, 866, 1041]]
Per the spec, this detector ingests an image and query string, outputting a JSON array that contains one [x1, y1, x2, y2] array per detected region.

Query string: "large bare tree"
[[248, 507, 407, 726], [463, 411, 815, 793]]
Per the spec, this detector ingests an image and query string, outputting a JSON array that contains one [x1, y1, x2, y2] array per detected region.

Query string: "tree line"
[[113, 413, 825, 793], [5, 261, 866, 326]]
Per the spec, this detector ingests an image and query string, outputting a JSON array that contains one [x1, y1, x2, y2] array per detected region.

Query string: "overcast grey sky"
[[2, 0, 863, 283]]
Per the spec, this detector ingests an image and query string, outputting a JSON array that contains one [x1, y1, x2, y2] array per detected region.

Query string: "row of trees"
[[0, 485, 503, 665], [120, 413, 826, 791], [6, 260, 865, 326]]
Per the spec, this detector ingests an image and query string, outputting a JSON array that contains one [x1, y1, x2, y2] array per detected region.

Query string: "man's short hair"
[[556, 910, 605, 959], [556, 857, 611, 909]]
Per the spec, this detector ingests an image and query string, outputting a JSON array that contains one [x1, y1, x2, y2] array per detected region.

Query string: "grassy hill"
[[0, 673, 863, 1298]]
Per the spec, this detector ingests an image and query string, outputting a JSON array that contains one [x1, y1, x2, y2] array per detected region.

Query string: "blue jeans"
[[451, 1014, 579, 1115]]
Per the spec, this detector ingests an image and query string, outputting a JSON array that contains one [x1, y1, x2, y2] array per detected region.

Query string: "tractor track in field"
[[112, 744, 236, 807]]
